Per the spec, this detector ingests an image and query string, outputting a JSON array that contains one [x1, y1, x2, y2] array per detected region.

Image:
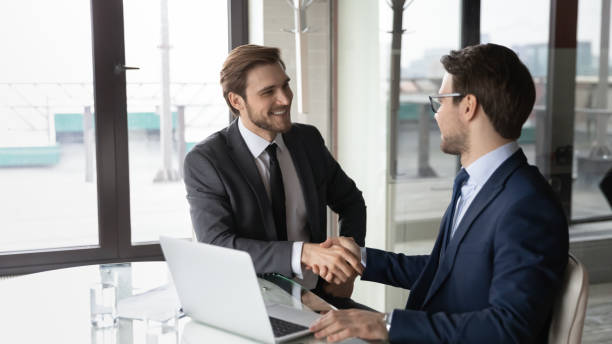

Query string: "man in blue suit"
[[309, 44, 569, 343]]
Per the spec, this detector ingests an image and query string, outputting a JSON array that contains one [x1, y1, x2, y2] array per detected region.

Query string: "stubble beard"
[[246, 103, 292, 134], [440, 130, 469, 156]]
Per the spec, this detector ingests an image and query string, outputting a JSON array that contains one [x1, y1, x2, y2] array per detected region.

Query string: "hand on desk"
[[301, 241, 363, 285], [309, 309, 388, 343], [306, 237, 363, 285]]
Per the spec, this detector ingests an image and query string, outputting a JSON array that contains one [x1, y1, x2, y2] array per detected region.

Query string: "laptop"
[[159, 237, 321, 343]]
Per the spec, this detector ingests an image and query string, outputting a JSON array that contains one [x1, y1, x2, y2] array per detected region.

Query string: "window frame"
[[0, 0, 247, 276]]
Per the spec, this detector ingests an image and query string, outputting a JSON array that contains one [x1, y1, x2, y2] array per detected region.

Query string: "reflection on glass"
[[123, 0, 229, 243], [384, 1, 460, 257], [0, 0, 98, 251], [572, 0, 612, 220], [481, 0, 551, 166]]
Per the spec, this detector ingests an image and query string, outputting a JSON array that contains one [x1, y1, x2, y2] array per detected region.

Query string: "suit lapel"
[[226, 119, 278, 240], [421, 150, 527, 308], [282, 129, 322, 242]]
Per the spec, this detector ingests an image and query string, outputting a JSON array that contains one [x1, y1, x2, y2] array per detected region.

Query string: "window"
[[0, 0, 98, 252], [122, 0, 229, 243], [0, 0, 242, 275]]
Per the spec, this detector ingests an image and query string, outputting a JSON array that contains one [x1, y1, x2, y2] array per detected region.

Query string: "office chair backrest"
[[548, 253, 589, 344]]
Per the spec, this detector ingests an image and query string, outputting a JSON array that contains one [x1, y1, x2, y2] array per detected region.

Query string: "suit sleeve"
[[385, 200, 568, 344], [183, 149, 294, 276], [361, 248, 430, 290], [311, 129, 366, 246]]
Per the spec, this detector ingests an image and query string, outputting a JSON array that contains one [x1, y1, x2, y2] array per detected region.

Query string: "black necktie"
[[445, 168, 469, 247], [266, 143, 287, 241]]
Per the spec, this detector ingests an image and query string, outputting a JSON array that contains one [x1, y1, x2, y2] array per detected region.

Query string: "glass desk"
[[0, 262, 363, 344]]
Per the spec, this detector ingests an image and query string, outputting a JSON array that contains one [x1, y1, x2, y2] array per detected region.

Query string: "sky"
[[0, 0, 228, 83], [0, 0, 608, 143], [376, 0, 605, 67]]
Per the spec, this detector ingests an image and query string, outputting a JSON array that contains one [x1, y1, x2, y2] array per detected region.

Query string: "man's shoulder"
[[502, 163, 565, 215], [185, 126, 231, 162], [286, 122, 324, 143], [288, 122, 318, 134]]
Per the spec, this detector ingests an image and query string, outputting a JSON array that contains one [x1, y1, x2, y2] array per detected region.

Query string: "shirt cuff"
[[360, 246, 367, 268], [292, 241, 304, 279]]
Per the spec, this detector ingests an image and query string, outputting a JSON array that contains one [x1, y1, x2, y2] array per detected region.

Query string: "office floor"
[[584, 283, 612, 343]]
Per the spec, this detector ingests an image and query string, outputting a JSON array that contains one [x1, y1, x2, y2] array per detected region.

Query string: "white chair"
[[548, 253, 589, 344]]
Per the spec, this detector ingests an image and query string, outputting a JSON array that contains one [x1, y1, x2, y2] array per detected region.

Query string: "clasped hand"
[[301, 236, 363, 284]]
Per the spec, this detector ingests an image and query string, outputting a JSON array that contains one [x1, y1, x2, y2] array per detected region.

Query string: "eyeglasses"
[[428, 93, 464, 113]]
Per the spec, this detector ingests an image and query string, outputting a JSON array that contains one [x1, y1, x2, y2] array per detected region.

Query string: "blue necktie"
[[445, 168, 469, 247]]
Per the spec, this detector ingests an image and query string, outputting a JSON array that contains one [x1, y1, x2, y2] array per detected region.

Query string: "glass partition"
[[123, 0, 229, 243], [0, 0, 98, 251]]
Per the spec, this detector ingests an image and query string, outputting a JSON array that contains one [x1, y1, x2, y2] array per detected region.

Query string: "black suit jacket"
[[362, 149, 568, 343], [183, 119, 366, 277]]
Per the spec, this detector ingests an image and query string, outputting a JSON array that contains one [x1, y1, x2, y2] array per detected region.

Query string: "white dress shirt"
[[360, 141, 520, 265], [238, 118, 318, 289]]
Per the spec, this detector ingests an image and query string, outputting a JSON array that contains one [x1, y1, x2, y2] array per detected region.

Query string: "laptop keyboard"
[[269, 316, 308, 337]]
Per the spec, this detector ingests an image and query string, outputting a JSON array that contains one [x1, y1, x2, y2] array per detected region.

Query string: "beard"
[[245, 103, 292, 134], [440, 129, 469, 156]]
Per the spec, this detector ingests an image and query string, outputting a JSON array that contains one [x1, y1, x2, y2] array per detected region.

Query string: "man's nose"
[[276, 89, 292, 105]]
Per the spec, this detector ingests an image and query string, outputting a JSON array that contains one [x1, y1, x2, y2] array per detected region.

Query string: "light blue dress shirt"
[[360, 141, 520, 265]]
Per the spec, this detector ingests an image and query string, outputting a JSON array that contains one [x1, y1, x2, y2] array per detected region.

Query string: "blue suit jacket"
[[362, 149, 568, 343]]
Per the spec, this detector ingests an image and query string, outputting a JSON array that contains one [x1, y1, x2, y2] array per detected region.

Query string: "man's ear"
[[462, 94, 478, 121], [228, 92, 245, 113]]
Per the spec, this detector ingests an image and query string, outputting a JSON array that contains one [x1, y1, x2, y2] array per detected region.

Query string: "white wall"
[[337, 0, 389, 312], [249, 0, 331, 143]]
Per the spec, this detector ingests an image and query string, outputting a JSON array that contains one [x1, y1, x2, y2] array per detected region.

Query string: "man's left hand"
[[309, 309, 389, 343]]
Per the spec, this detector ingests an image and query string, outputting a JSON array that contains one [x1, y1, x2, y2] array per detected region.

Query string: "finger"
[[318, 266, 327, 277], [323, 271, 334, 283], [339, 236, 357, 247], [312, 315, 346, 339], [325, 271, 347, 285], [319, 238, 333, 248], [330, 256, 352, 282], [336, 247, 363, 275], [327, 328, 353, 343], [309, 310, 337, 332], [311, 264, 319, 275], [326, 266, 348, 284]]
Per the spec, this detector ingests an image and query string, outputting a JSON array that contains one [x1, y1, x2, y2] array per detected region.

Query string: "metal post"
[[295, 0, 309, 114], [47, 97, 56, 146], [418, 103, 436, 177], [84, 106, 94, 183], [388, 0, 406, 180], [177, 105, 186, 179], [286, 0, 312, 114], [591, 0, 611, 157], [545, 0, 578, 217], [154, 0, 178, 182], [458, 0, 480, 172]]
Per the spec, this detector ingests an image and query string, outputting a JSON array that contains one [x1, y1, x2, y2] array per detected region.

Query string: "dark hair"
[[440, 43, 535, 140], [220, 44, 286, 115]]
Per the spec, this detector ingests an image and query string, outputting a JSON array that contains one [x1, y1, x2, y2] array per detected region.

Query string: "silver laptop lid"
[[159, 237, 275, 343]]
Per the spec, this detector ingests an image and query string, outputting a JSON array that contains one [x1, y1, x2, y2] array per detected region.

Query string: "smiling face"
[[434, 73, 469, 156], [230, 63, 293, 141]]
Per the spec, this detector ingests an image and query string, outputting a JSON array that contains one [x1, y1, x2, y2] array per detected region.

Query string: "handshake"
[[301, 236, 364, 285]]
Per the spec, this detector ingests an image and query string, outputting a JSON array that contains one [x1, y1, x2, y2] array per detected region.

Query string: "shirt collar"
[[464, 141, 519, 186], [238, 116, 285, 158]]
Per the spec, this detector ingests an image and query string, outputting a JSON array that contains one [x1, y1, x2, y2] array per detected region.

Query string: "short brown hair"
[[441, 44, 535, 140], [220, 44, 286, 115]]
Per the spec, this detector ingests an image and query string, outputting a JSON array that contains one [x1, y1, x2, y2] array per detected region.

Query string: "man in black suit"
[[183, 44, 365, 305]]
